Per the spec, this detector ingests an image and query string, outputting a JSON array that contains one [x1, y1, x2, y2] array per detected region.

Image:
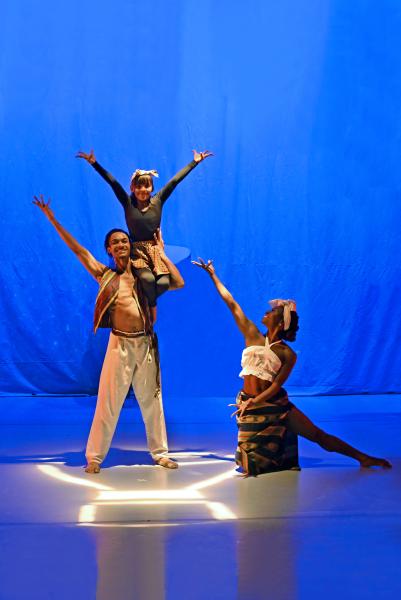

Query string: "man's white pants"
[[86, 332, 168, 464]]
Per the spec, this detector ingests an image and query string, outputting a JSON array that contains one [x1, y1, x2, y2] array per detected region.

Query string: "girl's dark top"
[[92, 160, 198, 241]]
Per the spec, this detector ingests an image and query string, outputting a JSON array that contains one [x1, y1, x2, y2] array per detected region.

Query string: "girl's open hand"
[[76, 149, 96, 164], [192, 149, 213, 163]]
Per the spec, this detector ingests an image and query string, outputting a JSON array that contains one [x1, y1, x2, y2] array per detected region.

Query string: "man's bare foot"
[[154, 457, 178, 469], [85, 462, 101, 474], [150, 306, 157, 324], [360, 456, 392, 469]]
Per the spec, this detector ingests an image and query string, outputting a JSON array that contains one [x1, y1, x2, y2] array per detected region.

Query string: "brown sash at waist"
[[111, 328, 147, 338]]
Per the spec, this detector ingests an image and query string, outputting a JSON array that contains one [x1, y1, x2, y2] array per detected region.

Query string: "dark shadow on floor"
[[299, 456, 355, 469], [0, 450, 359, 469], [0, 448, 237, 468]]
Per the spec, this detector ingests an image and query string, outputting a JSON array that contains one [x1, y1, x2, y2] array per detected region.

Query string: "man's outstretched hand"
[[153, 228, 166, 257], [33, 194, 55, 221]]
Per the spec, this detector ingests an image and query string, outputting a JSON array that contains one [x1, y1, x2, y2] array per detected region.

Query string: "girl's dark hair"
[[104, 228, 131, 252], [131, 174, 154, 192], [281, 311, 299, 342]]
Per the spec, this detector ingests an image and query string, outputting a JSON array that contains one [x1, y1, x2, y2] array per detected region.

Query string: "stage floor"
[[0, 394, 400, 600]]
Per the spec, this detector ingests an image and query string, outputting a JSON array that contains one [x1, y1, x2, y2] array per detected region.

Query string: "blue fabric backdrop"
[[1, 0, 401, 396]]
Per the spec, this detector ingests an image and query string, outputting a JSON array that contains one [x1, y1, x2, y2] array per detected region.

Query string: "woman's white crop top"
[[239, 339, 282, 382]]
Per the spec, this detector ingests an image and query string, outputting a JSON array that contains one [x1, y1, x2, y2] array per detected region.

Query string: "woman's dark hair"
[[104, 228, 131, 253], [281, 311, 299, 342]]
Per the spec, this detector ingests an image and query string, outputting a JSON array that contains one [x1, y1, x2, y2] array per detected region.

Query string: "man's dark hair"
[[104, 229, 131, 253]]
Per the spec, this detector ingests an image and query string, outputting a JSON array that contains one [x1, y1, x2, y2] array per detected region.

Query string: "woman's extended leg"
[[287, 406, 391, 468]]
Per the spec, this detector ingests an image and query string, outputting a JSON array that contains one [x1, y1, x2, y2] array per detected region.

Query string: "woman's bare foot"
[[154, 457, 178, 469], [85, 462, 101, 474], [359, 456, 392, 469]]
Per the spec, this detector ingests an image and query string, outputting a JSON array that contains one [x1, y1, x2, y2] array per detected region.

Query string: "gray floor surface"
[[0, 394, 400, 600]]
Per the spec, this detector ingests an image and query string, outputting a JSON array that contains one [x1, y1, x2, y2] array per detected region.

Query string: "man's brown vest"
[[93, 263, 151, 333]]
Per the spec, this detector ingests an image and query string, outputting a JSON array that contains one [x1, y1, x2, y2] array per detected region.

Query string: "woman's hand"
[[33, 194, 55, 221], [192, 149, 213, 163], [230, 397, 255, 419], [191, 257, 215, 276], [76, 149, 96, 164]]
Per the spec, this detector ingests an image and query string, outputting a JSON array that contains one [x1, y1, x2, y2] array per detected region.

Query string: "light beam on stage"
[[37, 453, 238, 524]]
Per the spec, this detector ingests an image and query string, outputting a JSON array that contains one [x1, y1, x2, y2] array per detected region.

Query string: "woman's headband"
[[269, 299, 297, 331]]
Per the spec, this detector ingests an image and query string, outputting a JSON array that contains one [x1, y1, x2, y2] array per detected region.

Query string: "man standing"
[[34, 195, 183, 471]]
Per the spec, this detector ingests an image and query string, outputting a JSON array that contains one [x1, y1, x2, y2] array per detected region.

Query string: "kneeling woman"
[[193, 258, 391, 476]]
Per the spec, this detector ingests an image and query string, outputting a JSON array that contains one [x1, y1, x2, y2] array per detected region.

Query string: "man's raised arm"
[[33, 195, 106, 280]]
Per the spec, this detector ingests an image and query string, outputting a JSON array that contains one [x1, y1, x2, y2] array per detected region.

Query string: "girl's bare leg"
[[287, 407, 391, 469]]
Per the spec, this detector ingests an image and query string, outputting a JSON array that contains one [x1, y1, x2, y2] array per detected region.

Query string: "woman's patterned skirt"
[[235, 389, 300, 476]]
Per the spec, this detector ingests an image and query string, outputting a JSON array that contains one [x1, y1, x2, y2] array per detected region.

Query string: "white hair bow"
[[130, 169, 159, 184], [269, 298, 297, 331]]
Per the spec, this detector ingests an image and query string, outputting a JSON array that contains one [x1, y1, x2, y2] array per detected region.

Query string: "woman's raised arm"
[[192, 257, 258, 340]]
